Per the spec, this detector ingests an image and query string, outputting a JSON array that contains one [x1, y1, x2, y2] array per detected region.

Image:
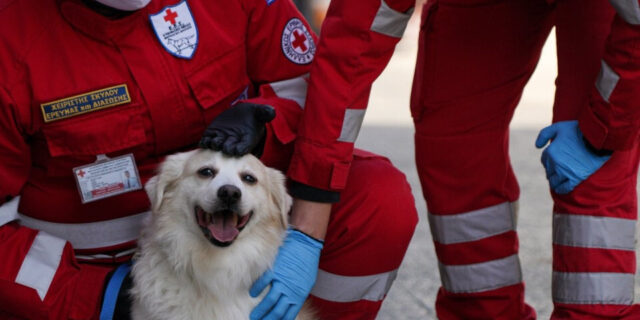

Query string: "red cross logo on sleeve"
[[164, 9, 178, 25], [292, 30, 308, 52], [77, 169, 85, 178]]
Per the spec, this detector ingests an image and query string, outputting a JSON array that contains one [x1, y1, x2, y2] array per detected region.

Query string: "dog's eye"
[[197, 167, 216, 178], [241, 174, 257, 184]]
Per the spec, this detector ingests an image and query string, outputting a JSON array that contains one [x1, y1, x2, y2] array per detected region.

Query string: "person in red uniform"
[[0, 0, 418, 319], [410, 0, 640, 318]]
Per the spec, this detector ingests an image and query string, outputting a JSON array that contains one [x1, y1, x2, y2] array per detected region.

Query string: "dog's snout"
[[218, 185, 241, 203]]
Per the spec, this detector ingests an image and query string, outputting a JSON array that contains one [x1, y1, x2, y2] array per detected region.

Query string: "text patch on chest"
[[40, 84, 131, 123]]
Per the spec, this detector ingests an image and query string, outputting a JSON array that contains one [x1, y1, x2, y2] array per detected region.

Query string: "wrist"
[[289, 198, 331, 240]]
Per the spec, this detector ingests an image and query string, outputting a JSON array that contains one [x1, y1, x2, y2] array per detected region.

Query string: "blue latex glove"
[[535, 120, 611, 194], [250, 228, 323, 320]]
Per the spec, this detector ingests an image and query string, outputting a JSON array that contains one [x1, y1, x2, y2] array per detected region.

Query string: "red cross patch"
[[281, 18, 315, 65]]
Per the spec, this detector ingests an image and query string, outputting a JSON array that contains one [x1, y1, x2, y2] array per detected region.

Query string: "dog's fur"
[[130, 149, 315, 320]]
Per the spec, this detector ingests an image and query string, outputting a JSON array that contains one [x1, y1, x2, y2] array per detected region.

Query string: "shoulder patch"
[[281, 18, 315, 65]]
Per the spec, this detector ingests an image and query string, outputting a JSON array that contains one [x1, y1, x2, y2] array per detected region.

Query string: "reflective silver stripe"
[[18, 211, 149, 250], [337, 109, 366, 143], [311, 269, 397, 302], [596, 60, 620, 102], [428, 202, 516, 245], [553, 214, 636, 251], [439, 254, 522, 293], [269, 74, 308, 109], [370, 0, 414, 38], [0, 196, 19, 227], [610, 0, 640, 25], [553, 272, 634, 305], [75, 248, 137, 261], [15, 232, 66, 300]]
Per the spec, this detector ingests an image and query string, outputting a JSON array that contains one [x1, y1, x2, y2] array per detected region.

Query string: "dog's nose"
[[218, 185, 241, 203]]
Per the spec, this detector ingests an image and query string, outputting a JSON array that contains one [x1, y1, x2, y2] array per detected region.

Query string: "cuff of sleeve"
[[578, 105, 610, 150], [579, 103, 636, 151], [289, 180, 341, 203], [287, 139, 354, 191]]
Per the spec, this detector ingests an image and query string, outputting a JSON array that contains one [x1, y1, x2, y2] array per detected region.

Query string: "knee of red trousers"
[[309, 151, 418, 319], [0, 222, 112, 320], [436, 284, 536, 320], [320, 150, 418, 274]]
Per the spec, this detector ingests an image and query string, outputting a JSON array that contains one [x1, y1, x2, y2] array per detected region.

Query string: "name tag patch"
[[40, 84, 131, 123]]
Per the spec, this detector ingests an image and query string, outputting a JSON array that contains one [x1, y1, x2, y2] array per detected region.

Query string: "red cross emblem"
[[164, 9, 178, 25], [77, 169, 85, 178], [292, 30, 308, 52]]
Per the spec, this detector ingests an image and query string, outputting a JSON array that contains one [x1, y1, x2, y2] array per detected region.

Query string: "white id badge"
[[73, 154, 142, 204]]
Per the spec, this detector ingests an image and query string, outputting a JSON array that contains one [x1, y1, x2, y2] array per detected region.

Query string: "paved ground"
[[355, 14, 640, 320]]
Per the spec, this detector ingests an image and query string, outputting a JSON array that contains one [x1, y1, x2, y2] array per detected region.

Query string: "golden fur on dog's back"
[[130, 149, 315, 320]]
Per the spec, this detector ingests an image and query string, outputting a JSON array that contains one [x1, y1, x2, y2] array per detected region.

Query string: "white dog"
[[130, 149, 315, 320]]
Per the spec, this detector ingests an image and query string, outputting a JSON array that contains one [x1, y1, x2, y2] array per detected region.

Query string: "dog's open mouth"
[[195, 206, 252, 247]]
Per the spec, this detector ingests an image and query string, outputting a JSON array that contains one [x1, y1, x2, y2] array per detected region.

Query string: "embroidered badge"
[[281, 18, 315, 65], [149, 0, 198, 59], [40, 84, 131, 123]]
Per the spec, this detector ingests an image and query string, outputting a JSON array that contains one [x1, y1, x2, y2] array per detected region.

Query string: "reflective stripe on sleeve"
[[337, 109, 366, 143], [18, 211, 149, 250], [15, 232, 66, 300], [310, 269, 397, 302], [269, 74, 308, 109], [0, 196, 20, 227], [439, 254, 522, 293], [610, 0, 640, 25], [428, 202, 517, 245], [553, 214, 636, 251], [553, 271, 634, 305], [596, 60, 620, 102], [370, 0, 414, 38]]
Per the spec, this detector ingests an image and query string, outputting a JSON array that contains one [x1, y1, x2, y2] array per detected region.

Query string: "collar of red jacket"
[[58, 0, 149, 44]]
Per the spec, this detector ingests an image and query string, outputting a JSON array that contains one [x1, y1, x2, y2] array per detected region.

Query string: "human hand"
[[199, 103, 275, 157], [535, 120, 611, 194], [249, 228, 323, 320]]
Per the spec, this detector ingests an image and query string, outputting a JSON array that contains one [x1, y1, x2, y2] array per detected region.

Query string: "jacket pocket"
[[41, 103, 147, 177], [186, 45, 250, 122]]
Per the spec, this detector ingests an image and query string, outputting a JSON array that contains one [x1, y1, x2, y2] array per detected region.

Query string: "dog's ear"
[[265, 167, 292, 230], [145, 151, 194, 212]]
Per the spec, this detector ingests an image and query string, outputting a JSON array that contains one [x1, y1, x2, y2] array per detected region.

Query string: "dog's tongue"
[[209, 212, 239, 242]]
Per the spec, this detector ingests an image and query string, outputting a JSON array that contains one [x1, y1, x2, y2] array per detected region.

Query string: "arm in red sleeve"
[[580, 1, 640, 151], [239, 0, 316, 158], [0, 85, 30, 225], [0, 85, 30, 204], [287, 0, 415, 197]]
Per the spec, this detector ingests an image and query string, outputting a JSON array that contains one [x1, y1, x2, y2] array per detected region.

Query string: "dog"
[[130, 149, 316, 320]]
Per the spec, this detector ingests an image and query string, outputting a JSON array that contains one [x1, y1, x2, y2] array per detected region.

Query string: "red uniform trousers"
[[412, 0, 640, 318], [0, 148, 417, 320]]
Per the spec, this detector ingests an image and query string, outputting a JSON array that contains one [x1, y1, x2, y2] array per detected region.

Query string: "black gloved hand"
[[199, 103, 276, 157]]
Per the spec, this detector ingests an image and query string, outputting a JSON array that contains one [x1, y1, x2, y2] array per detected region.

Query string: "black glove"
[[199, 103, 276, 157]]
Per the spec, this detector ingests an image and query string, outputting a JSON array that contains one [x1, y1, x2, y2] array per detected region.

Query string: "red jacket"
[[287, 0, 415, 199], [580, 1, 640, 151], [0, 0, 314, 257]]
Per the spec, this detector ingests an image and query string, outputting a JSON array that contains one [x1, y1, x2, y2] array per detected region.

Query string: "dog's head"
[[144, 149, 291, 248]]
